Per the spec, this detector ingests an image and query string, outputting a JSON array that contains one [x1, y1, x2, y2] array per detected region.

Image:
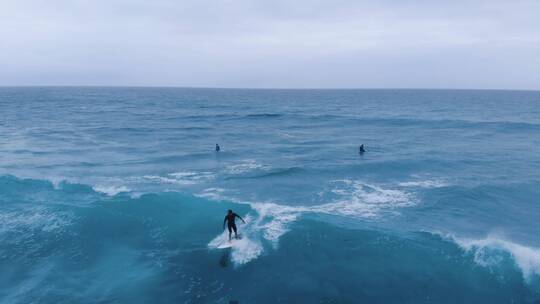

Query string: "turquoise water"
[[1, 87, 540, 303]]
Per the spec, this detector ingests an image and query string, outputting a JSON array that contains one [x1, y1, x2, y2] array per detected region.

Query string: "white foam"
[[93, 185, 130, 196], [207, 207, 297, 265], [230, 237, 263, 265], [199, 189, 304, 246], [208, 219, 263, 266], [49, 177, 65, 190], [0, 207, 72, 236], [169, 171, 214, 181], [206, 181, 415, 265], [249, 203, 302, 243], [451, 234, 540, 281], [144, 171, 215, 186], [398, 180, 448, 188], [143, 175, 185, 185], [314, 180, 415, 219], [196, 188, 227, 201], [225, 160, 269, 175], [196, 188, 292, 240]]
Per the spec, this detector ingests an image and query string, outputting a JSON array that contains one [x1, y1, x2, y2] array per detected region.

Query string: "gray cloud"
[[1, 0, 539, 89]]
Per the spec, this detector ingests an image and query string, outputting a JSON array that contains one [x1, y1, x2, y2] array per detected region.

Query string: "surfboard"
[[216, 236, 242, 249], [217, 240, 235, 249]]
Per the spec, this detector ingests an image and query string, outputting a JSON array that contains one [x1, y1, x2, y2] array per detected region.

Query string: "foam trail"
[[230, 237, 263, 265], [250, 203, 301, 244], [208, 215, 263, 266], [206, 181, 416, 264]]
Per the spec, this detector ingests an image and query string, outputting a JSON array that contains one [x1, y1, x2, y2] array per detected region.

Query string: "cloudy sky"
[[1, 0, 539, 89]]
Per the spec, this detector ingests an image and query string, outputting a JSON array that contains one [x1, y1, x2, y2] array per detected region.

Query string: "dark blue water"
[[1, 87, 540, 303]]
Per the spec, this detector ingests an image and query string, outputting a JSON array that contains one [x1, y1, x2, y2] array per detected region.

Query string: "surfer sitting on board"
[[223, 209, 245, 241], [359, 144, 366, 154]]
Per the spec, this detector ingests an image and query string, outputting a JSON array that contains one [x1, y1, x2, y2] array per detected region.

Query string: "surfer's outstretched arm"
[[235, 214, 246, 224], [223, 216, 227, 230]]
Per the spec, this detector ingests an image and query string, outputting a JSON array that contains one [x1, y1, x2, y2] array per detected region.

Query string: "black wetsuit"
[[224, 213, 241, 234]]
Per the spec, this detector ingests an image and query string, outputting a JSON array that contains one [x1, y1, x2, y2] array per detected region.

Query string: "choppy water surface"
[[1, 87, 540, 303]]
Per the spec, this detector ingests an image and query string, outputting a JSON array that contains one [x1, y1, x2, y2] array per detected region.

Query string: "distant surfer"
[[223, 209, 245, 241], [359, 144, 366, 154], [215, 144, 220, 152]]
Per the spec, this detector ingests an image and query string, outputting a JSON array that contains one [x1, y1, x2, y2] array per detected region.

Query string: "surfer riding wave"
[[223, 209, 246, 241]]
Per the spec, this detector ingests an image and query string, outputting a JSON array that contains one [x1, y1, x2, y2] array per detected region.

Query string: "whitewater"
[[1, 87, 540, 303]]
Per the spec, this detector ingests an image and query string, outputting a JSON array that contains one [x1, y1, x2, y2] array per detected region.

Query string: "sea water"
[[1, 87, 540, 303]]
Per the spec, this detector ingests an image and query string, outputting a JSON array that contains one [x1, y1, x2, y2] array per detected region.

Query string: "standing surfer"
[[215, 144, 220, 152], [223, 209, 245, 241]]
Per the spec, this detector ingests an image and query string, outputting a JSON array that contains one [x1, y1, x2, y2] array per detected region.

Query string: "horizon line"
[[0, 85, 539, 93]]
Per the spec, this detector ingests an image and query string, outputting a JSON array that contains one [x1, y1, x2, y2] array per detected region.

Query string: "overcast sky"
[[1, 0, 539, 89]]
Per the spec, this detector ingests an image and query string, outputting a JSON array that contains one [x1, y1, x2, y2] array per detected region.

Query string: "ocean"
[[1, 87, 540, 303]]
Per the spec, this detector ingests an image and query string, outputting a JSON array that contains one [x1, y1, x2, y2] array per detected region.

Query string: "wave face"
[[1, 87, 540, 303], [2, 176, 540, 304]]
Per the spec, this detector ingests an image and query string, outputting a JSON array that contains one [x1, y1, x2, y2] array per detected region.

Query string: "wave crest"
[[451, 234, 540, 281]]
